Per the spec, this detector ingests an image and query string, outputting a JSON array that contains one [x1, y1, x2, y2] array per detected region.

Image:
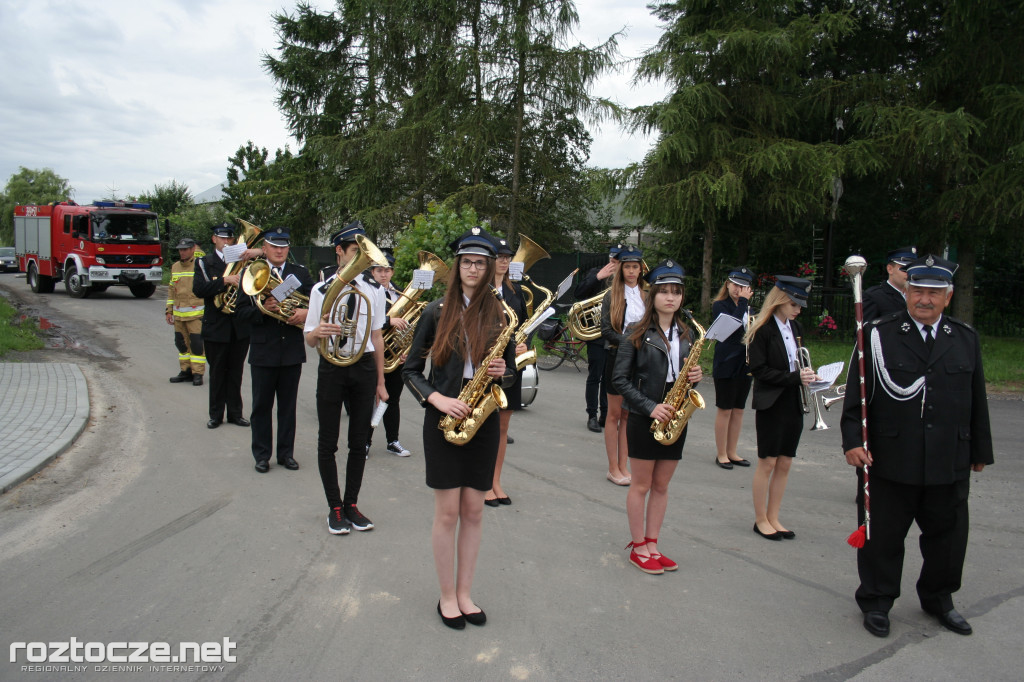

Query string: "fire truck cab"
[[14, 201, 163, 298]]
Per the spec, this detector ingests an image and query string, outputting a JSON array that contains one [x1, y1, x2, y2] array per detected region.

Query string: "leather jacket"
[[611, 321, 695, 418], [403, 298, 516, 406]]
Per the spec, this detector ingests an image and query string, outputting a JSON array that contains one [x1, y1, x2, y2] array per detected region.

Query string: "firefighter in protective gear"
[[167, 238, 206, 385]]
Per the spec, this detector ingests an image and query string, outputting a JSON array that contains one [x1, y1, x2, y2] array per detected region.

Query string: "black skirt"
[[604, 346, 621, 396], [714, 374, 752, 410], [626, 394, 687, 461], [501, 367, 523, 411], [423, 404, 499, 490], [754, 385, 803, 458]]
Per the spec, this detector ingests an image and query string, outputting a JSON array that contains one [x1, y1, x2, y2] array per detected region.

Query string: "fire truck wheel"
[[64, 264, 91, 299], [129, 283, 156, 299], [28, 263, 55, 294]]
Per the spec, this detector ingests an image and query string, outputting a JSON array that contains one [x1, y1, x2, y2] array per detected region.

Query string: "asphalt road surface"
[[1, 273, 1022, 681]]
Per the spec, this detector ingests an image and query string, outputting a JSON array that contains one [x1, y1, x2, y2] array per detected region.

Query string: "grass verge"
[[0, 297, 45, 356]]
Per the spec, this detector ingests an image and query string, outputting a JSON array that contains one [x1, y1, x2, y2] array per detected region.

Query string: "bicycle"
[[534, 316, 587, 371]]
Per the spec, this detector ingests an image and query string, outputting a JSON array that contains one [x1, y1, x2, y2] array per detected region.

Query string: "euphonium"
[[381, 251, 450, 373], [510, 235, 552, 370], [651, 310, 707, 445], [214, 219, 263, 313], [567, 293, 603, 341], [439, 287, 518, 445], [241, 260, 310, 324], [317, 234, 389, 367]]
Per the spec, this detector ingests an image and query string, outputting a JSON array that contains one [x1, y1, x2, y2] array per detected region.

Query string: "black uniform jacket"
[[193, 251, 251, 342], [611, 322, 695, 418], [599, 289, 628, 350], [862, 281, 906, 323], [747, 317, 804, 411], [235, 262, 314, 367], [500, 280, 528, 334], [574, 265, 607, 300], [711, 296, 751, 379], [402, 299, 517, 406], [840, 310, 994, 486]]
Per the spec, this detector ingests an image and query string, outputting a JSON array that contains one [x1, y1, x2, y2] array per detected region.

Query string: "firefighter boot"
[[170, 369, 193, 383]]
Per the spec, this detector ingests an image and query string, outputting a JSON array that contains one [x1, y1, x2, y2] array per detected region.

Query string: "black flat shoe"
[[437, 602, 465, 630], [484, 498, 500, 507], [506, 435, 514, 444], [753, 524, 782, 541], [778, 529, 796, 539], [863, 610, 890, 638], [254, 460, 270, 473], [716, 458, 733, 470], [497, 496, 511, 506], [729, 458, 751, 467], [279, 457, 299, 470], [461, 608, 486, 626], [207, 419, 222, 429], [229, 417, 250, 427], [932, 608, 972, 635]]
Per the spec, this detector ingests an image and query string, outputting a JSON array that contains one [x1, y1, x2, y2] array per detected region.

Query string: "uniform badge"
[[942, 323, 952, 335], [666, 259, 674, 268], [925, 255, 935, 267], [899, 322, 911, 333], [471, 227, 481, 236]]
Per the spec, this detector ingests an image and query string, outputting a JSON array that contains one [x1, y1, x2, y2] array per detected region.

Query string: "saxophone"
[[650, 310, 707, 445], [439, 287, 519, 445]]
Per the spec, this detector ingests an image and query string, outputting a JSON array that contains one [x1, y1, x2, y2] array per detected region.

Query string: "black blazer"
[[574, 265, 608, 300], [235, 261, 314, 367], [747, 316, 804, 411], [402, 299, 517, 406], [193, 252, 251, 342], [711, 296, 751, 379], [840, 310, 993, 486], [862, 281, 906, 322], [611, 322, 694, 418], [500, 280, 528, 334]]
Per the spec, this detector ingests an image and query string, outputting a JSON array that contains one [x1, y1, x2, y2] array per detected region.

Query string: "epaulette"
[[944, 316, 975, 334], [870, 311, 902, 327], [361, 271, 381, 289], [317, 281, 330, 296]]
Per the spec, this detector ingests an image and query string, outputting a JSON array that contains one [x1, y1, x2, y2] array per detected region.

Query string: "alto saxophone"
[[439, 287, 519, 445], [650, 310, 707, 445]]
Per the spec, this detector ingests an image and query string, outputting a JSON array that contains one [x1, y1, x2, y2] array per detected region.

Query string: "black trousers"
[[855, 476, 970, 615], [367, 366, 405, 446], [316, 354, 378, 509], [250, 364, 303, 463], [204, 336, 248, 421], [585, 340, 608, 418]]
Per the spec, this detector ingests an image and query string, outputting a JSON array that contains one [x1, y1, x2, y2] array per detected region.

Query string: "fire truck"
[[14, 201, 163, 298]]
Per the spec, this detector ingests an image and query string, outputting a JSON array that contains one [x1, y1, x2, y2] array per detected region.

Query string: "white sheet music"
[[222, 244, 247, 263], [705, 313, 743, 342], [555, 269, 578, 300], [411, 269, 436, 289], [523, 307, 556, 336], [271, 273, 301, 301], [508, 262, 525, 281], [810, 361, 844, 394]]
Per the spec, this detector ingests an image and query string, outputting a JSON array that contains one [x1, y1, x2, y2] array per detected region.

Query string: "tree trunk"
[[951, 237, 975, 325], [701, 222, 714, 318]]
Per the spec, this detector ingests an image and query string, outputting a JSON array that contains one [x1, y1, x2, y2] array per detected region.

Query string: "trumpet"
[[797, 336, 832, 431], [214, 219, 263, 314], [318, 234, 389, 367], [241, 260, 309, 324]]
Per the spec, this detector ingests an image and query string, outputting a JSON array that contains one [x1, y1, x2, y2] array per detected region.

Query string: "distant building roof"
[[194, 182, 227, 204]]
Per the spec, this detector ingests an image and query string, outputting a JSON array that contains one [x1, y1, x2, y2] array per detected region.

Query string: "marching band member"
[[304, 222, 387, 534], [365, 249, 412, 457], [574, 245, 620, 432], [485, 237, 528, 507], [744, 276, 816, 541], [600, 244, 645, 486], [862, 247, 917, 322], [612, 260, 702, 575], [711, 267, 754, 469], [402, 227, 516, 630], [235, 227, 313, 473]]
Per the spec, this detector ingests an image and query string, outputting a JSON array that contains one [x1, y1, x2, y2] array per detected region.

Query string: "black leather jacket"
[[402, 299, 517, 406], [611, 322, 695, 418]]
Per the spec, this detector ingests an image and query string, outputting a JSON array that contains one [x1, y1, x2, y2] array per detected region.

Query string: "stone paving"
[[0, 363, 89, 493]]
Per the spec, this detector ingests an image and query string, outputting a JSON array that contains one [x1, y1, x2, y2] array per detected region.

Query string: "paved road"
[[1, 273, 1022, 681]]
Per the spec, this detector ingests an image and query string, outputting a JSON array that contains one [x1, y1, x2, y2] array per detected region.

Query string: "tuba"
[[439, 287, 518, 445], [650, 310, 707, 445], [214, 219, 263, 313], [317, 234, 389, 366], [566, 293, 603, 341], [510, 235, 552, 370], [241, 260, 310, 324], [381, 251, 450, 373]]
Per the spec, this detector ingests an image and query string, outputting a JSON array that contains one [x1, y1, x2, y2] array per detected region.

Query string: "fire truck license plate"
[[122, 270, 139, 276]]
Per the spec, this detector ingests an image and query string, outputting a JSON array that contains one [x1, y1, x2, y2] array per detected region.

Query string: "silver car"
[[0, 247, 16, 273]]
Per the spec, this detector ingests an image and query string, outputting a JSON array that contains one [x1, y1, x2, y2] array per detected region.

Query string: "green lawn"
[[0, 297, 45, 356]]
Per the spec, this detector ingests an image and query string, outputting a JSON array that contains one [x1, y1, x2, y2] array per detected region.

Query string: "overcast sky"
[[0, 0, 668, 205]]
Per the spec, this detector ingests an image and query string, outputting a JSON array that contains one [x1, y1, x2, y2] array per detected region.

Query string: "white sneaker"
[[387, 440, 411, 457]]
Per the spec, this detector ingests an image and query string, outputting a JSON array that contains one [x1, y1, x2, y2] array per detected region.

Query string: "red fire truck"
[[14, 201, 163, 298]]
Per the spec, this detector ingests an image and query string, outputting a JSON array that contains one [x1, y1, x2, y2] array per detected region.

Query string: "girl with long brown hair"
[[403, 227, 517, 629]]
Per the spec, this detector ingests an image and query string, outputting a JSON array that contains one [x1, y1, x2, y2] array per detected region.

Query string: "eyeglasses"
[[460, 259, 488, 270], [496, 255, 512, 261]]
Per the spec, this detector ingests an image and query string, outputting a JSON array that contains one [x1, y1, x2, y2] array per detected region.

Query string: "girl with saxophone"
[[600, 245, 645, 486], [402, 227, 517, 630], [711, 267, 755, 469], [743, 276, 817, 541], [611, 260, 703, 574], [485, 237, 528, 507]]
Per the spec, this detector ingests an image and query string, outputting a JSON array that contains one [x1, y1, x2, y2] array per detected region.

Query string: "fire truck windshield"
[[90, 212, 160, 243]]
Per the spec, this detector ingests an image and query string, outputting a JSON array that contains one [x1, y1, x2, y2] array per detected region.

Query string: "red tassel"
[[847, 525, 866, 548]]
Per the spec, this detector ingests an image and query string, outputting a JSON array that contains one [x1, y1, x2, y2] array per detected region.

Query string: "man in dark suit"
[[841, 254, 993, 638], [236, 227, 313, 473], [193, 222, 262, 429], [862, 246, 916, 322], [573, 245, 620, 432]]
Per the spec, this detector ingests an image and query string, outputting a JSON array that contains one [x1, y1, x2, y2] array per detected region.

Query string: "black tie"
[[923, 324, 935, 351]]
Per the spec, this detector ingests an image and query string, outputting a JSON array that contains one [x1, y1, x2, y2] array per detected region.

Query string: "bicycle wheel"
[[536, 335, 568, 371]]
